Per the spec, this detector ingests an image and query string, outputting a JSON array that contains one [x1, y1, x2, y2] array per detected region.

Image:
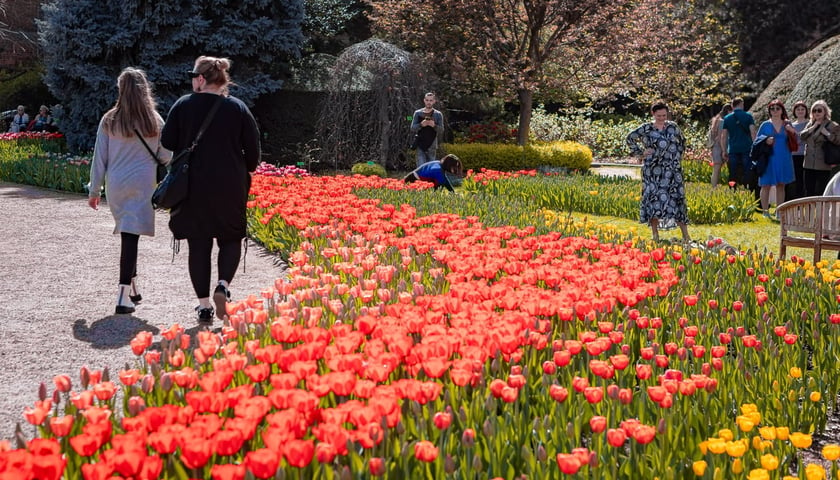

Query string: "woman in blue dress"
[[756, 99, 796, 216], [626, 101, 690, 243]]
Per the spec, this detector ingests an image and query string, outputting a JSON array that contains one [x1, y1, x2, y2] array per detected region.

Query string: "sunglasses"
[[813, 108, 824, 113], [769, 106, 782, 111], [187, 71, 202, 79]]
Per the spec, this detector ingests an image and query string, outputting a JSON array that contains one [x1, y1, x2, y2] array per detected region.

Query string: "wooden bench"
[[777, 196, 840, 262]]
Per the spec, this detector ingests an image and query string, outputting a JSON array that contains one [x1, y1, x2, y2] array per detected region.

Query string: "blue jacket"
[[750, 135, 773, 176]]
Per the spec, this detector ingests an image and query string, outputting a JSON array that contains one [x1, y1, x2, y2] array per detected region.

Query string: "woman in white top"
[[8, 105, 28, 132], [87, 67, 171, 314]]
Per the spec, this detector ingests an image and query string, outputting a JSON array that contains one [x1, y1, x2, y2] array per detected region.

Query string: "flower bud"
[[537, 444, 547, 462], [38, 382, 47, 402], [128, 396, 146, 416], [140, 374, 155, 394], [444, 454, 456, 474], [160, 373, 172, 392], [462, 428, 475, 448]]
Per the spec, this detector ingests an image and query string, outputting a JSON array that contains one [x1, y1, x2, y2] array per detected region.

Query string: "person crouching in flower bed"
[[403, 154, 463, 192]]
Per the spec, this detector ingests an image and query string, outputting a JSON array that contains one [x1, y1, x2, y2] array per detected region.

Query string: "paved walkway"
[[0, 182, 285, 442]]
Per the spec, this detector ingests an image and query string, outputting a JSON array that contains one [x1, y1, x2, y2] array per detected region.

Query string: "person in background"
[[756, 99, 796, 217], [801, 100, 840, 197], [161, 55, 260, 323], [410, 92, 444, 167], [626, 100, 690, 243], [786, 100, 808, 200], [708, 104, 732, 187], [87, 67, 171, 314], [720, 97, 757, 192], [403, 154, 463, 192], [31, 105, 53, 132], [8, 105, 28, 133]]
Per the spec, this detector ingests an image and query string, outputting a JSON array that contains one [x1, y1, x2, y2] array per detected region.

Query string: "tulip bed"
[[4, 171, 840, 480]]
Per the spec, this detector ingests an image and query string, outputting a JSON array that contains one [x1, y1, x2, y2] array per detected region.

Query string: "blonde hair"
[[808, 100, 832, 126], [103, 67, 160, 138], [193, 56, 233, 96]]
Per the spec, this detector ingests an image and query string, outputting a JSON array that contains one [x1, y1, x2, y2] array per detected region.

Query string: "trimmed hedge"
[[443, 141, 592, 172], [350, 161, 387, 177]]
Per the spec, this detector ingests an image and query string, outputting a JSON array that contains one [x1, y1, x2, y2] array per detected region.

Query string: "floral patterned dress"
[[625, 121, 689, 229]]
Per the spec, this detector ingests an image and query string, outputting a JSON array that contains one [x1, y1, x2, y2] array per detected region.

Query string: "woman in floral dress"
[[626, 100, 691, 243]]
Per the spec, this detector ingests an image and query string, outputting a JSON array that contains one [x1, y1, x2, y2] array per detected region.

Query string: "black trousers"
[[186, 237, 241, 298], [119, 232, 139, 285], [803, 168, 832, 197]]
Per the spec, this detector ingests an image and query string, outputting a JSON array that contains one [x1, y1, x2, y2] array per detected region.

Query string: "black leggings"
[[187, 237, 241, 298], [119, 232, 139, 285]]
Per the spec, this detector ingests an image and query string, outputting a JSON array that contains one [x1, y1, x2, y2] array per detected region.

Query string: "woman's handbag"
[[824, 140, 840, 165], [785, 128, 799, 153], [151, 97, 223, 210]]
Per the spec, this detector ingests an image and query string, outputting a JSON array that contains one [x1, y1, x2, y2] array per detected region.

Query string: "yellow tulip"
[[790, 432, 813, 449], [805, 463, 826, 480], [759, 426, 776, 440], [760, 453, 779, 470], [732, 458, 744, 474], [747, 469, 770, 480], [698, 440, 708, 455], [776, 427, 790, 440], [726, 440, 747, 457], [790, 367, 802, 378], [737, 416, 755, 432], [751, 435, 764, 451], [772, 380, 780, 392], [692, 460, 707, 476], [823, 444, 840, 461], [741, 403, 758, 414], [707, 438, 727, 454], [747, 411, 761, 424], [718, 429, 734, 441], [810, 391, 822, 402]]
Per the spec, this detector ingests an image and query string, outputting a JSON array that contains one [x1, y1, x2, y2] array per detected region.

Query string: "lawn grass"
[[567, 210, 825, 264]]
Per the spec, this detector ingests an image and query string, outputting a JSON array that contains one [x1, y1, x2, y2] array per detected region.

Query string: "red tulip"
[[315, 442, 337, 463], [607, 428, 627, 447], [433, 412, 452, 430], [369, 457, 386, 476], [636, 364, 652, 380], [549, 385, 569, 403], [245, 448, 280, 479], [414, 440, 439, 462], [556, 453, 582, 474], [283, 439, 314, 468], [583, 386, 603, 404], [632, 425, 656, 444], [211, 464, 247, 480], [589, 416, 607, 433]]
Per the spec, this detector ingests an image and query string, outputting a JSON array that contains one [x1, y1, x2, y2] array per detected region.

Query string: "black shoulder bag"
[[134, 129, 168, 182], [152, 96, 224, 210]]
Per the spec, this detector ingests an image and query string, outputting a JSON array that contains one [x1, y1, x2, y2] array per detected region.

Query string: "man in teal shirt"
[[720, 97, 757, 191]]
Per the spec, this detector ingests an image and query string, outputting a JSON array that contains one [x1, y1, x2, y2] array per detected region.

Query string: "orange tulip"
[[414, 440, 439, 462], [556, 453, 582, 474]]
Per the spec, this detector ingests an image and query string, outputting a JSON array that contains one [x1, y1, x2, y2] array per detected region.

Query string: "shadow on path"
[[72, 316, 161, 349]]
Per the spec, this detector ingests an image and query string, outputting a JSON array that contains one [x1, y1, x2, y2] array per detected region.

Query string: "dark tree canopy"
[[727, 0, 840, 88], [38, 0, 304, 151]]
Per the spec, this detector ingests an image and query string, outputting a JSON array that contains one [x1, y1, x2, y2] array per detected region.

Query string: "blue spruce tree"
[[38, 0, 304, 151]]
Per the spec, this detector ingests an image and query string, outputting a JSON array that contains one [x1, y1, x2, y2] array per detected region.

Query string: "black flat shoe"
[[115, 305, 135, 315], [129, 294, 142, 304], [196, 305, 214, 322]]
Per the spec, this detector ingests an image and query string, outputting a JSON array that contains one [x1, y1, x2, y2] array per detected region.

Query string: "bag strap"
[[134, 129, 166, 165], [186, 95, 224, 153]]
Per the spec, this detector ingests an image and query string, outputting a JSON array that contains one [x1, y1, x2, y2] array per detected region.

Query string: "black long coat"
[[161, 93, 260, 241]]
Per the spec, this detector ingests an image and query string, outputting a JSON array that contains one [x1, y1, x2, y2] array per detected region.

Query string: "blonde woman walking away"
[[88, 67, 171, 314]]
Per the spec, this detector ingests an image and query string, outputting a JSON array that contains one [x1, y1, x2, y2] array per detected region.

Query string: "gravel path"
[[0, 182, 285, 442]]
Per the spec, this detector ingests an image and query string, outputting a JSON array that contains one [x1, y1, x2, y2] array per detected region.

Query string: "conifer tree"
[[38, 0, 304, 151]]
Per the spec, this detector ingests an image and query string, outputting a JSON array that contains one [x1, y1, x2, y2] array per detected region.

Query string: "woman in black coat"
[[161, 56, 260, 323]]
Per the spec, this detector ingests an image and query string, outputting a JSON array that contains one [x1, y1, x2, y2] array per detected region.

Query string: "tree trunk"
[[517, 89, 532, 147]]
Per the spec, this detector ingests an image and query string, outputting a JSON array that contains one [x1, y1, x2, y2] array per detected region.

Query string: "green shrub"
[[350, 161, 387, 177], [443, 141, 592, 172]]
